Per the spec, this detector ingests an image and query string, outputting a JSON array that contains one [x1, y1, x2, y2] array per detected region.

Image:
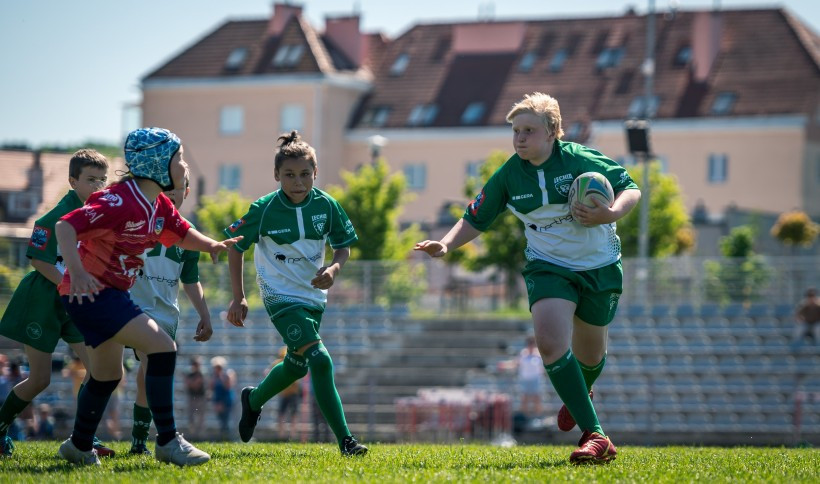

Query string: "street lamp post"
[[367, 134, 387, 165]]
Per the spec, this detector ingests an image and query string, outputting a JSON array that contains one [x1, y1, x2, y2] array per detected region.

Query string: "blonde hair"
[[505, 92, 564, 140]]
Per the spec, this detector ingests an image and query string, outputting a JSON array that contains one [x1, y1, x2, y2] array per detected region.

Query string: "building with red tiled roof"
[[140, 3, 820, 247]]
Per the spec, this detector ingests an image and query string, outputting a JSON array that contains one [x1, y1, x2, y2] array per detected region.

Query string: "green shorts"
[[0, 270, 84, 352], [265, 302, 323, 352], [522, 259, 623, 326]]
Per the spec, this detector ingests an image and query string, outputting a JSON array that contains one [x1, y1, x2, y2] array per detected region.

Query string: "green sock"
[[131, 404, 152, 446], [250, 353, 307, 411], [579, 353, 607, 391], [545, 349, 604, 436], [0, 390, 30, 438], [305, 343, 350, 447]]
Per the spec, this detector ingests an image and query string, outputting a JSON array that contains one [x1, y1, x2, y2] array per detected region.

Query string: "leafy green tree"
[[194, 189, 253, 255], [771, 210, 819, 248], [704, 225, 771, 303], [326, 159, 426, 307], [617, 161, 693, 257], [451, 150, 528, 308]]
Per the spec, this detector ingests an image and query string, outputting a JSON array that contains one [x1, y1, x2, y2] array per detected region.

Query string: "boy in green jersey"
[[0, 149, 114, 457], [415, 93, 641, 464], [225, 131, 367, 456], [127, 167, 213, 455]]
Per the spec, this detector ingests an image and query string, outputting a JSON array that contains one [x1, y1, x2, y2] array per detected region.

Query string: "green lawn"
[[0, 441, 817, 483]]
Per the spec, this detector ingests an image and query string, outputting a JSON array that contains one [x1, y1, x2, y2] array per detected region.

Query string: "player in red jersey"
[[54, 127, 241, 467]]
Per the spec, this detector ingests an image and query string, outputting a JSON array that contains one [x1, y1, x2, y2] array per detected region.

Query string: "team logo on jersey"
[[286, 324, 303, 341], [29, 226, 50, 250], [554, 173, 573, 196], [154, 217, 165, 234], [228, 218, 245, 232], [124, 220, 146, 232], [469, 189, 485, 215], [312, 214, 328, 234], [26, 322, 42, 340], [100, 192, 123, 207], [344, 220, 354, 235]]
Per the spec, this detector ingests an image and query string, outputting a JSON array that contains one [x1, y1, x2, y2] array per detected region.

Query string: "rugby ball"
[[568, 172, 614, 208]]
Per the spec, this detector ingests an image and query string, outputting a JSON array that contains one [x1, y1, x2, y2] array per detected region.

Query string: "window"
[[390, 53, 410, 76], [361, 106, 391, 127], [219, 164, 242, 191], [407, 104, 438, 126], [628, 95, 660, 118], [518, 51, 537, 72], [460, 102, 485, 125], [403, 163, 427, 190], [466, 160, 483, 179], [272, 44, 304, 67], [674, 46, 692, 66], [225, 47, 248, 70], [548, 49, 568, 72], [708, 154, 728, 183], [595, 47, 625, 70], [280, 104, 305, 132], [220, 106, 244, 135], [565, 122, 584, 140], [711, 92, 737, 116]]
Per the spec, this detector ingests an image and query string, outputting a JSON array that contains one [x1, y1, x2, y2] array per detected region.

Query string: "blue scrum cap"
[[123, 127, 181, 190]]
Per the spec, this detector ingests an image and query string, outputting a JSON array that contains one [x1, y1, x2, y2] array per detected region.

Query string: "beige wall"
[[141, 76, 368, 216]]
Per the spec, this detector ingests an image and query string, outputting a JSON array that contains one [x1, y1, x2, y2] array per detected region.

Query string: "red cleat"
[[92, 436, 116, 458], [557, 389, 593, 432], [569, 431, 617, 464]]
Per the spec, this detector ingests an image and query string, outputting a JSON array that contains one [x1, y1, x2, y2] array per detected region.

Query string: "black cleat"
[[129, 443, 152, 455], [340, 435, 368, 456], [238, 386, 262, 443]]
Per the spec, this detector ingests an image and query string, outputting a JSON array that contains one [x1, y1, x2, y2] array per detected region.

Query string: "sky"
[[1, 0, 817, 147]]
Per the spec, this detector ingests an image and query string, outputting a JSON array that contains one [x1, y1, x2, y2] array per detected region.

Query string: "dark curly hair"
[[274, 130, 317, 173]]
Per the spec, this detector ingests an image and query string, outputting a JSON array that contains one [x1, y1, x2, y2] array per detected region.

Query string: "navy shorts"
[[61, 288, 143, 348]]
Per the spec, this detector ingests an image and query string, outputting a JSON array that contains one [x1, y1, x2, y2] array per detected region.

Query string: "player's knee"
[[305, 343, 333, 373], [29, 372, 51, 393], [283, 352, 308, 379]]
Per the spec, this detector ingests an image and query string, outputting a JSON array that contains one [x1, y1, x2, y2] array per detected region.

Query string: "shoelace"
[[175, 433, 194, 452]]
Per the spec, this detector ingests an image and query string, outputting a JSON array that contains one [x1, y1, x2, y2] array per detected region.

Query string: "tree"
[[194, 189, 253, 258], [704, 225, 771, 303], [771, 210, 819, 248], [325, 159, 426, 307], [617, 161, 693, 257], [451, 150, 528, 308]]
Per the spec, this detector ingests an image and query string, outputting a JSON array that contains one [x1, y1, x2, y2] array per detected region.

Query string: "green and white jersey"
[[27, 190, 83, 275], [224, 187, 357, 309], [464, 140, 639, 271], [130, 218, 200, 334]]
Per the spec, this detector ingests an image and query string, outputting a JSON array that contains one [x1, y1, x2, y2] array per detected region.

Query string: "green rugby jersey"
[[225, 187, 358, 308], [27, 190, 83, 274], [464, 140, 638, 271]]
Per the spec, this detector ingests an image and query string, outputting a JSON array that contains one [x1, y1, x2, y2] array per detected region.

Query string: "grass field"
[[0, 441, 818, 483]]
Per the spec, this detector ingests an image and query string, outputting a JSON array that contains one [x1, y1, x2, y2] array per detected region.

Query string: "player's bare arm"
[[572, 189, 641, 226], [183, 282, 213, 341], [226, 247, 248, 327], [55, 220, 103, 303], [178, 227, 243, 263], [30, 258, 63, 286], [311, 246, 350, 290], [414, 218, 482, 258]]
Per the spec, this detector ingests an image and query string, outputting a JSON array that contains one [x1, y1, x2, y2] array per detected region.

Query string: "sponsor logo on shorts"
[[26, 322, 42, 340], [526, 279, 535, 294], [29, 226, 50, 250], [286, 324, 302, 341]]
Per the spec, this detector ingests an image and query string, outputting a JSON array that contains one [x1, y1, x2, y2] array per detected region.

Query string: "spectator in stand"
[[793, 287, 820, 345], [27, 403, 55, 440], [0, 361, 28, 441], [62, 353, 86, 399], [184, 357, 207, 439], [516, 336, 546, 419], [210, 356, 236, 439]]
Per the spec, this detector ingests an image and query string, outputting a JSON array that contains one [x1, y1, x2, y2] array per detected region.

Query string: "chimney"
[[325, 15, 363, 67], [691, 10, 723, 82], [268, 2, 303, 36]]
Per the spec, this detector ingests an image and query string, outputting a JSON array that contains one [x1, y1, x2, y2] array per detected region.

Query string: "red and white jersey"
[[58, 179, 190, 295]]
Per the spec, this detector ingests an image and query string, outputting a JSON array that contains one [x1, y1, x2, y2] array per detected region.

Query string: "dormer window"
[[549, 49, 568, 72], [518, 51, 537, 73], [461, 102, 486, 125], [711, 92, 737, 115], [674, 46, 692, 66], [407, 104, 438, 126], [596, 47, 625, 70], [628, 95, 660, 118], [272, 44, 304, 68], [390, 53, 410, 76], [361, 106, 391, 127], [225, 47, 248, 70]]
